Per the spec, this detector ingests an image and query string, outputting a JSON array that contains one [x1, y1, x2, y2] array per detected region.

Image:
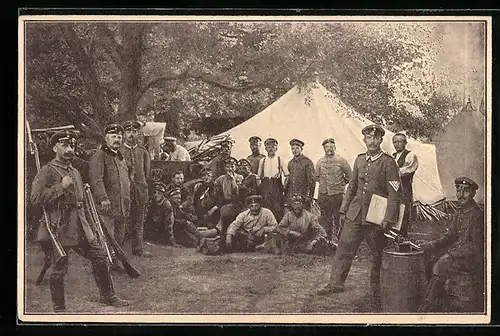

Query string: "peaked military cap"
[[167, 187, 182, 197], [264, 138, 278, 146], [454, 177, 479, 191], [201, 167, 213, 174], [104, 124, 124, 135], [322, 138, 336, 146], [154, 182, 168, 193], [290, 193, 306, 203], [122, 120, 142, 131], [221, 139, 234, 147], [249, 136, 262, 143], [163, 136, 177, 142], [238, 158, 251, 166], [223, 157, 238, 165], [362, 124, 385, 137], [246, 194, 263, 204], [50, 130, 77, 147], [289, 138, 305, 147]]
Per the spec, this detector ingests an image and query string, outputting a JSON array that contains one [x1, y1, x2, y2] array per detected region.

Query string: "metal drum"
[[381, 247, 427, 312], [447, 271, 484, 312]]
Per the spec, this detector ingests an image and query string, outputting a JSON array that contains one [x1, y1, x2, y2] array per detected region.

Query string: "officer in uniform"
[[316, 124, 402, 312], [418, 177, 484, 312], [121, 120, 152, 257], [31, 130, 129, 312]]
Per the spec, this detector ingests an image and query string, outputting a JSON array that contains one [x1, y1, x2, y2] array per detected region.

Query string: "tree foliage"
[[24, 21, 462, 142]]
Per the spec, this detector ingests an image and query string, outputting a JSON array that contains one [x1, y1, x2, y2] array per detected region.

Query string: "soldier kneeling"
[[224, 195, 278, 252]]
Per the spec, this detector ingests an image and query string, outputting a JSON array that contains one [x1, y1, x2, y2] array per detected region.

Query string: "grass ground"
[[23, 219, 446, 314]]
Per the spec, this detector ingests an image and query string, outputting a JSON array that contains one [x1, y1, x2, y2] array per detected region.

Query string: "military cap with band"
[[122, 120, 142, 131], [223, 157, 238, 165], [289, 138, 305, 147], [361, 124, 385, 137], [163, 136, 177, 142], [249, 136, 262, 143], [50, 130, 77, 147], [322, 138, 336, 146], [105, 124, 124, 135], [264, 138, 278, 146], [221, 139, 234, 147], [290, 193, 306, 203], [167, 187, 182, 197], [238, 158, 251, 166], [454, 177, 479, 191], [246, 194, 263, 204], [201, 167, 213, 174], [154, 182, 168, 193]]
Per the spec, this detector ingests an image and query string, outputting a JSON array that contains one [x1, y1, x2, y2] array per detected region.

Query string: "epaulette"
[[357, 153, 366, 157]]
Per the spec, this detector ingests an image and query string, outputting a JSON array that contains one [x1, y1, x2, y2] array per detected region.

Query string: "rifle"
[[384, 229, 422, 251], [26, 121, 68, 273], [83, 184, 113, 264], [84, 186, 141, 279]]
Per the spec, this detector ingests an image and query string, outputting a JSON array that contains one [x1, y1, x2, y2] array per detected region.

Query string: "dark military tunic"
[[285, 154, 316, 203], [144, 197, 176, 246], [31, 159, 95, 246], [209, 154, 229, 179]]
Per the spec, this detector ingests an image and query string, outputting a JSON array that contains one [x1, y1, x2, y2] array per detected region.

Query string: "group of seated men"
[[144, 158, 329, 255]]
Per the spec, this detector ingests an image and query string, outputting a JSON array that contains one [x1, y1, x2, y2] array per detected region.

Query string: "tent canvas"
[[213, 81, 444, 205], [432, 100, 485, 202]]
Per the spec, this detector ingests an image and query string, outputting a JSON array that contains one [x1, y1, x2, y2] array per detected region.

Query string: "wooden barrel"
[[381, 247, 427, 312], [447, 271, 484, 312]]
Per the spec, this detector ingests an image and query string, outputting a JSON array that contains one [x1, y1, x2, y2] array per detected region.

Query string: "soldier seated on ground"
[[417, 177, 484, 313], [168, 187, 218, 248], [224, 195, 278, 253], [269, 193, 328, 255], [144, 182, 182, 248], [165, 170, 192, 209], [192, 167, 219, 228]]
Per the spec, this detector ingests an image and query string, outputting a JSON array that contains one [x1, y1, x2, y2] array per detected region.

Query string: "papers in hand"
[[365, 194, 404, 231]]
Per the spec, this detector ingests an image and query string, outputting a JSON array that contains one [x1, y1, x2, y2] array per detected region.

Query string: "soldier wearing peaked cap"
[[161, 136, 191, 162], [285, 138, 315, 210], [31, 130, 129, 312], [258, 137, 288, 222], [209, 138, 234, 179], [315, 137, 352, 242], [89, 123, 131, 272], [121, 120, 152, 257], [417, 177, 484, 312], [144, 182, 181, 248], [247, 136, 265, 174], [237, 158, 259, 205], [193, 167, 219, 227], [317, 123, 402, 312]]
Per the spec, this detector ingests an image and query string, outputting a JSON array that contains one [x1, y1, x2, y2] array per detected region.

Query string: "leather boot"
[[418, 276, 444, 312], [49, 277, 66, 313], [93, 262, 130, 307]]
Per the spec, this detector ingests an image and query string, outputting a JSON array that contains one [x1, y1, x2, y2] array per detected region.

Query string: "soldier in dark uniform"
[[285, 138, 316, 210], [89, 124, 131, 272], [418, 177, 484, 312], [237, 158, 259, 202], [316, 124, 402, 312], [31, 130, 129, 312], [209, 139, 234, 179], [144, 182, 182, 247], [192, 167, 219, 227], [246, 136, 265, 174], [121, 120, 152, 257]]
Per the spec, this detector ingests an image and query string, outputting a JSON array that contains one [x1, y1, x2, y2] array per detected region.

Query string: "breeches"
[[329, 215, 387, 295]]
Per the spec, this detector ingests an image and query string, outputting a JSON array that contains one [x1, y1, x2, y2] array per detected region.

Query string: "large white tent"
[[214, 81, 445, 205]]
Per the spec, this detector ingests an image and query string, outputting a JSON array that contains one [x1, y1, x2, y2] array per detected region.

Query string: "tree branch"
[[96, 24, 124, 68]]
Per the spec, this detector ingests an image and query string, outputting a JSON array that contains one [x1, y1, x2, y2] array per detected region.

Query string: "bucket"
[[447, 271, 484, 312], [381, 247, 426, 312]]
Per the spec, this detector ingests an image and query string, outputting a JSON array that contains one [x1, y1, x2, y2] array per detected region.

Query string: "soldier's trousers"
[[101, 215, 126, 247], [328, 215, 387, 297], [128, 192, 148, 255], [49, 238, 116, 311], [259, 178, 284, 222], [317, 193, 343, 240]]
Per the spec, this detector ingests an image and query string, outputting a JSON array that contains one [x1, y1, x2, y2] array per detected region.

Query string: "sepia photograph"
[[17, 15, 491, 324]]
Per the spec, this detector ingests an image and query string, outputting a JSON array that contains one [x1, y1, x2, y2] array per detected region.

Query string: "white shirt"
[[394, 151, 419, 176], [169, 145, 191, 161], [257, 155, 289, 178]]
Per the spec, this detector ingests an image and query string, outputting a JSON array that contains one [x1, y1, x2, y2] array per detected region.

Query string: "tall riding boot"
[[49, 277, 66, 313], [93, 261, 130, 307], [418, 276, 445, 312]]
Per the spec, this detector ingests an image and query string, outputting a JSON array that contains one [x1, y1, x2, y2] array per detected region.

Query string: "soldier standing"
[[89, 124, 131, 272], [210, 139, 234, 179], [316, 124, 402, 312], [285, 139, 316, 210], [31, 130, 129, 312], [392, 132, 419, 237], [246, 136, 265, 174], [121, 120, 152, 257], [418, 177, 484, 312]]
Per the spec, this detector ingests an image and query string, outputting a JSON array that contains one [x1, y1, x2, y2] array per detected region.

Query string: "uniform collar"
[[102, 145, 123, 159], [51, 159, 73, 170], [366, 151, 383, 162], [292, 154, 304, 162], [124, 142, 137, 149], [458, 200, 478, 214]]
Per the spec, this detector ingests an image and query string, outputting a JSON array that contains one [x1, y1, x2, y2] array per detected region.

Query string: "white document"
[[365, 194, 405, 231]]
